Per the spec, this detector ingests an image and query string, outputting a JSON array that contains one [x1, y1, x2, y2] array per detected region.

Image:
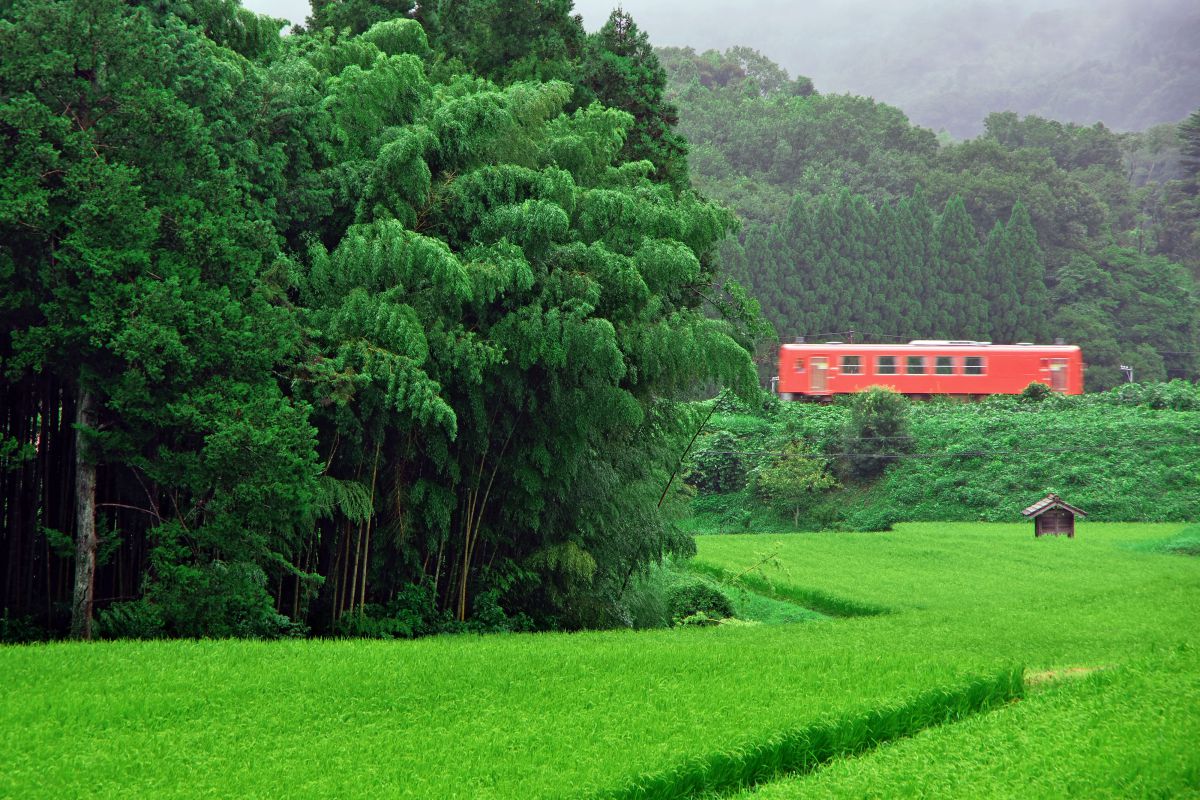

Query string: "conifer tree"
[[1003, 201, 1051, 342], [933, 196, 988, 338], [0, 0, 320, 637], [579, 9, 689, 187]]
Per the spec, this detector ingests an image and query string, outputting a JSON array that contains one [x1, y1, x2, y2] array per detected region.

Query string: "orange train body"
[[776, 341, 1084, 398]]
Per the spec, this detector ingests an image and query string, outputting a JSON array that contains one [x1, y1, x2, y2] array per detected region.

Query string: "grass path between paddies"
[[1, 522, 1197, 798]]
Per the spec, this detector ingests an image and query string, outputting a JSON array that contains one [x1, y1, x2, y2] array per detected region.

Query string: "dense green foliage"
[[840, 387, 913, 480], [3, 522, 1197, 797], [687, 386, 1200, 532], [660, 47, 1200, 388], [0, 0, 759, 638]]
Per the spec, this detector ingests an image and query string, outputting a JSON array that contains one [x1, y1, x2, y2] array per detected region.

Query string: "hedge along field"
[[0, 626, 1016, 799]]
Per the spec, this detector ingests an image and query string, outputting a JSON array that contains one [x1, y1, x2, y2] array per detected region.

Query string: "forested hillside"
[[660, 47, 1200, 388], [0, 0, 760, 639]]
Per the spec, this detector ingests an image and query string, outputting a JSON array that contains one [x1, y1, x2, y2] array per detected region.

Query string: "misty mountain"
[[572, 0, 1200, 137]]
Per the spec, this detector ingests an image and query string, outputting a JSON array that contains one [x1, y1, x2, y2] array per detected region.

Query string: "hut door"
[[811, 357, 829, 392]]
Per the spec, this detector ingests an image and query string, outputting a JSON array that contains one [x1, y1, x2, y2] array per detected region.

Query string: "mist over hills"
[[571, 0, 1200, 137]]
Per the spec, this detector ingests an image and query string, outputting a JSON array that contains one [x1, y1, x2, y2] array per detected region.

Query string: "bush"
[[666, 578, 734, 625], [0, 611, 47, 643], [1020, 381, 1052, 402], [752, 440, 838, 526], [842, 387, 914, 480], [838, 506, 898, 532], [147, 560, 294, 639], [687, 430, 747, 493], [332, 581, 458, 639], [1101, 380, 1200, 411], [97, 600, 165, 640]]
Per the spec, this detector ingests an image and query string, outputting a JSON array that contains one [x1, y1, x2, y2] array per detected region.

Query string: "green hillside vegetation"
[[685, 385, 1200, 533], [3, 521, 1197, 797]]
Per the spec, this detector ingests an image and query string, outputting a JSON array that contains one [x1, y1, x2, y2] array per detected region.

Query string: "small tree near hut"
[[754, 441, 838, 526]]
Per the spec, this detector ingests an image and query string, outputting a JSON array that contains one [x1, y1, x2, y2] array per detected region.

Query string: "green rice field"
[[2, 522, 1198, 798]]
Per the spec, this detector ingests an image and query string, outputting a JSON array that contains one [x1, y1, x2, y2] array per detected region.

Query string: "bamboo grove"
[[0, 0, 762, 638]]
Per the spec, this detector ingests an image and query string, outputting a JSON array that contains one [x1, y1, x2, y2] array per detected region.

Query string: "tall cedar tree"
[[0, 0, 320, 638], [579, 10, 689, 188]]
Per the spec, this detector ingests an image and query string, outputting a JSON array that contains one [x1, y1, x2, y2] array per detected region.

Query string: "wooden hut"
[[1021, 493, 1086, 538]]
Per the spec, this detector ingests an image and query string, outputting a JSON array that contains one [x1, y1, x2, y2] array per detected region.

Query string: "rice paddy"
[[2, 522, 1197, 798]]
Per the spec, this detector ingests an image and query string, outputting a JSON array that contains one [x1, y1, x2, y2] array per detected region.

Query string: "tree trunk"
[[70, 387, 97, 640]]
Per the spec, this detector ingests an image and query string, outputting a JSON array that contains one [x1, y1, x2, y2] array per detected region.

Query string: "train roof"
[[781, 341, 1081, 353]]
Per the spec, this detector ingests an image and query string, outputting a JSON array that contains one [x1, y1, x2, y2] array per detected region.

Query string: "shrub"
[[666, 579, 735, 625], [842, 387, 914, 480], [752, 440, 839, 526], [1101, 380, 1200, 410], [838, 506, 898, 532], [1020, 381, 1052, 402], [147, 560, 293, 638], [0, 611, 46, 644], [332, 581, 460, 639], [97, 600, 165, 640], [687, 430, 747, 493]]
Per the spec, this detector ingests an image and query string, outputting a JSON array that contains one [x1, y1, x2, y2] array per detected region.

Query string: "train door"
[[811, 357, 829, 392], [1049, 359, 1068, 392]]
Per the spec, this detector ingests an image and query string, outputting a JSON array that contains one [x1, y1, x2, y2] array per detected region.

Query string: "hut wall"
[[1035, 508, 1075, 538]]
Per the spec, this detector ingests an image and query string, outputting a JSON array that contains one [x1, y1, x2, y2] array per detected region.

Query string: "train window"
[[840, 355, 861, 374], [935, 356, 954, 375], [876, 356, 897, 375], [794, 358, 805, 373], [964, 356, 986, 375], [906, 356, 926, 375]]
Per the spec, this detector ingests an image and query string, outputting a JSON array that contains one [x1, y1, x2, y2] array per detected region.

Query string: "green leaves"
[[0, 0, 763, 636]]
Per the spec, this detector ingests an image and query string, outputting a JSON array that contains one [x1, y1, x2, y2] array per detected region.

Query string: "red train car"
[[776, 341, 1084, 398]]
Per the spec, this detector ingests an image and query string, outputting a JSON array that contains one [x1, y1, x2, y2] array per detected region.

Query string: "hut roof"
[[1021, 493, 1087, 519]]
